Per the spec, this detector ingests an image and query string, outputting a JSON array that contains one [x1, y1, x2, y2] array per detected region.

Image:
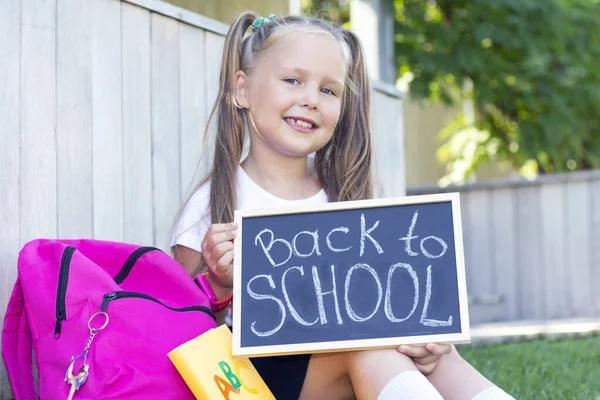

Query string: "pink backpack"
[[2, 239, 217, 399]]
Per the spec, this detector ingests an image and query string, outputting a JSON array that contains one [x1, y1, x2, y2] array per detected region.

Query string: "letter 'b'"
[[219, 361, 242, 390]]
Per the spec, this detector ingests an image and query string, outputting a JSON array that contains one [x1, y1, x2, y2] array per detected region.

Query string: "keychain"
[[64, 311, 109, 400]]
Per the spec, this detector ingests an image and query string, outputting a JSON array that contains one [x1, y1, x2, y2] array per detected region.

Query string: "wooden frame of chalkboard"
[[232, 193, 470, 358]]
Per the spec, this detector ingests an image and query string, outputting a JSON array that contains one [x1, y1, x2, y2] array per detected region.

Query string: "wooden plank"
[[91, 0, 123, 241], [370, 91, 385, 196], [371, 91, 405, 198], [179, 23, 207, 199], [384, 93, 406, 197], [490, 188, 518, 320], [408, 169, 600, 196], [459, 193, 474, 295], [151, 13, 181, 251], [121, 2, 153, 246], [539, 183, 568, 319], [0, 0, 21, 268], [56, 0, 93, 238], [565, 181, 592, 317], [122, 0, 229, 35], [391, 99, 406, 197], [20, 0, 57, 244], [516, 186, 543, 319], [592, 178, 600, 317], [464, 190, 493, 297], [0, 0, 21, 396], [201, 32, 225, 177], [380, 92, 390, 196], [19, 1, 57, 393]]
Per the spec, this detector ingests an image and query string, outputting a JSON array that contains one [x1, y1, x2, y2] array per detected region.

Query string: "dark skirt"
[[251, 354, 311, 400]]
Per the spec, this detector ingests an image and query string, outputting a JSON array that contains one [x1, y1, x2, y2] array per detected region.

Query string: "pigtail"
[[207, 12, 258, 224], [315, 29, 374, 201]]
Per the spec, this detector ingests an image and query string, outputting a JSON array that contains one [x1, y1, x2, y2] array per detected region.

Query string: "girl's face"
[[236, 31, 347, 160]]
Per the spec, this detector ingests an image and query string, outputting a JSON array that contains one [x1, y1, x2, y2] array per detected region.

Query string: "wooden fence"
[[409, 170, 600, 323], [0, 0, 405, 396]]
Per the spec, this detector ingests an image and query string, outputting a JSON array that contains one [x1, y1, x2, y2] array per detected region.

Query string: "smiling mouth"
[[284, 117, 317, 130]]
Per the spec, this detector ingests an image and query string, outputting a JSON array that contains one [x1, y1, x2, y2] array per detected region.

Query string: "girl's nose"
[[300, 87, 320, 110]]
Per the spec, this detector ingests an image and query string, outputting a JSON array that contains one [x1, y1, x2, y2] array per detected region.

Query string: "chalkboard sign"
[[232, 193, 470, 357]]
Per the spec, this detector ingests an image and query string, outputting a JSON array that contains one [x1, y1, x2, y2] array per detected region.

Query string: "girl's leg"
[[298, 349, 442, 400], [426, 346, 514, 400]]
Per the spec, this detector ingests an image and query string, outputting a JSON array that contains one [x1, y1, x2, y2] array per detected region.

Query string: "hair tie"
[[252, 14, 277, 33]]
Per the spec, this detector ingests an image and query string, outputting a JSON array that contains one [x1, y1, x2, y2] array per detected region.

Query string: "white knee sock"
[[471, 386, 516, 400], [377, 371, 443, 400]]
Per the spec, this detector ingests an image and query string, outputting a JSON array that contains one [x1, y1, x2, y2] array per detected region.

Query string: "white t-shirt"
[[171, 165, 329, 252]]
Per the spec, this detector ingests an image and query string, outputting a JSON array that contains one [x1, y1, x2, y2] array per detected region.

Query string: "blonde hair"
[[182, 12, 374, 231]]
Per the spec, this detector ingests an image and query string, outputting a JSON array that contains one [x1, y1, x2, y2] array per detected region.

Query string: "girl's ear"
[[234, 71, 250, 109]]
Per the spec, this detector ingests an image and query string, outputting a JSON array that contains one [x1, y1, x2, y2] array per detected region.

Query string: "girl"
[[172, 12, 513, 400]]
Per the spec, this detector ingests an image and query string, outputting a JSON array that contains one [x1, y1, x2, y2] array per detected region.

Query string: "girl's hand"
[[397, 343, 452, 375], [201, 222, 237, 289]]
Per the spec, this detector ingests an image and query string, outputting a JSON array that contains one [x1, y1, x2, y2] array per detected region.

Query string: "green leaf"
[[395, 0, 600, 179]]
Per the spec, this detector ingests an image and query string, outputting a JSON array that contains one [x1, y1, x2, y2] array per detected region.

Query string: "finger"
[[397, 345, 430, 359], [425, 343, 452, 355], [203, 229, 237, 252], [205, 242, 234, 269], [206, 222, 238, 235], [211, 241, 235, 260], [412, 354, 439, 366], [213, 250, 234, 275]]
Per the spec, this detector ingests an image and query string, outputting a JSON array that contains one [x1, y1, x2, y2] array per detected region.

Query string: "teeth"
[[286, 118, 314, 129]]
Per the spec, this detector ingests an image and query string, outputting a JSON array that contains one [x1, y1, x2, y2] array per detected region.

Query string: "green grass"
[[457, 335, 600, 400]]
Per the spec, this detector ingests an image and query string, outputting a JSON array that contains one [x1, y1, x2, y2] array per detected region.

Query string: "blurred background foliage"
[[304, 0, 600, 184], [302, 0, 351, 27]]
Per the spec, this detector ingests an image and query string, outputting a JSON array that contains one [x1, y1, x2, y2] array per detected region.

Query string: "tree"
[[395, 0, 600, 183], [302, 0, 351, 27]]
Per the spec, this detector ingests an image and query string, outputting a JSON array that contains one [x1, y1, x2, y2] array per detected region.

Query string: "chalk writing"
[[236, 198, 466, 351]]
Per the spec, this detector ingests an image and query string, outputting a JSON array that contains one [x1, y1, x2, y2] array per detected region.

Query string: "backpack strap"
[[2, 278, 38, 399]]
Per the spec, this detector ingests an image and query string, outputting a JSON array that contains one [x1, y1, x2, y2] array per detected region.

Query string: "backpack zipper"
[[113, 247, 160, 284], [100, 291, 216, 322], [54, 246, 76, 339]]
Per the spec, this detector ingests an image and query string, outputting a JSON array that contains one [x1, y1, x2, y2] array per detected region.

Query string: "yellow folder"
[[168, 325, 276, 400]]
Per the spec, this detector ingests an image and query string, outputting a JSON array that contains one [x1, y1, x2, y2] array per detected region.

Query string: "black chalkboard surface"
[[232, 193, 470, 357]]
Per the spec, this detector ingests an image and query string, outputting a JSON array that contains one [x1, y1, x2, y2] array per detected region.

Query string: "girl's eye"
[[284, 78, 300, 85], [321, 88, 336, 96]]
